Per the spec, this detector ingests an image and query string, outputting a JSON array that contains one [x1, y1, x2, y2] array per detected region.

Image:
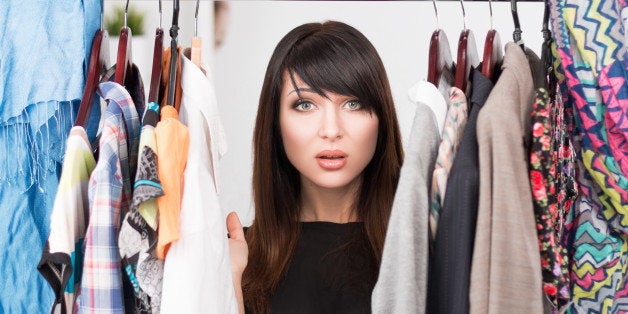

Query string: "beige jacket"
[[470, 42, 544, 313]]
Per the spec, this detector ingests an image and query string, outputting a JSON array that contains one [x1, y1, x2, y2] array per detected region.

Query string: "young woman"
[[227, 21, 403, 314]]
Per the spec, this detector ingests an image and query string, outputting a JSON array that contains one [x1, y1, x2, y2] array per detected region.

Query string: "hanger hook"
[[159, 0, 162, 29], [511, 0, 523, 44], [460, 0, 467, 30], [195, 0, 200, 37], [124, 0, 130, 29], [488, 0, 494, 30], [432, 0, 440, 30], [100, 0, 104, 31]]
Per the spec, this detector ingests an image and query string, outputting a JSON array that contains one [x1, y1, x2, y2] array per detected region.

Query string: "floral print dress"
[[529, 86, 578, 310]]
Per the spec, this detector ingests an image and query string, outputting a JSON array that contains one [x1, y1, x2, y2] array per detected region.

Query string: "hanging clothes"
[[470, 43, 544, 314], [0, 2, 100, 312], [528, 85, 577, 309], [428, 67, 493, 314], [160, 50, 236, 313], [429, 87, 468, 239], [372, 83, 441, 314], [79, 80, 142, 313], [37, 127, 95, 314], [549, 0, 628, 311], [154, 105, 189, 260], [118, 102, 165, 314], [408, 81, 448, 135]]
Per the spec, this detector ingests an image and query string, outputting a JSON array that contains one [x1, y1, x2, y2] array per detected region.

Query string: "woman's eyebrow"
[[288, 87, 316, 95]]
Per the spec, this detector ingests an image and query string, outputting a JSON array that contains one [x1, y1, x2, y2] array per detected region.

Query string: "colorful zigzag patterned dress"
[[550, 0, 628, 312]]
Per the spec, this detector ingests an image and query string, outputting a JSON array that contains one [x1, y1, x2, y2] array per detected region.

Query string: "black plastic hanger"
[[114, 0, 133, 85], [166, 0, 179, 109], [427, 0, 454, 87], [75, 0, 110, 128], [541, 0, 556, 98], [511, 0, 525, 51], [481, 0, 503, 81]]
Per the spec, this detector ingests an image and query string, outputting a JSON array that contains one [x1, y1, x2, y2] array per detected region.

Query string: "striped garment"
[[79, 81, 140, 313], [38, 127, 95, 313]]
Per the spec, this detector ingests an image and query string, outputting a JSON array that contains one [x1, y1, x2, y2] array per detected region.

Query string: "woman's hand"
[[227, 212, 248, 314]]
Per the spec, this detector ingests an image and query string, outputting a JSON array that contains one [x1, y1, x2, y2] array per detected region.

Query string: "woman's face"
[[279, 71, 379, 191]]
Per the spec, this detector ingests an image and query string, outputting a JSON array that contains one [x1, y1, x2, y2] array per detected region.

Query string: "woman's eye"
[[344, 100, 362, 110], [295, 101, 314, 111]]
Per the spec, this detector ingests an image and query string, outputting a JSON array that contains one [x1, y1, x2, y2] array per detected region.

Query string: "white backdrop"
[[214, 1, 545, 226]]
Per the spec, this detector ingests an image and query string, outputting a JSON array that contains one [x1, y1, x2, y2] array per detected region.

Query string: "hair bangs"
[[283, 34, 378, 112]]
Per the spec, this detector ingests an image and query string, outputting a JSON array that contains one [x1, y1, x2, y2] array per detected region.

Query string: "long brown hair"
[[243, 21, 403, 313]]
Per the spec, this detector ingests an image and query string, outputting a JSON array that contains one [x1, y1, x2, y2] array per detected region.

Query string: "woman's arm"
[[227, 212, 248, 314]]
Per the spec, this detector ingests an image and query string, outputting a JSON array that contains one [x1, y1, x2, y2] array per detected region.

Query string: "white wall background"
[[214, 1, 545, 226]]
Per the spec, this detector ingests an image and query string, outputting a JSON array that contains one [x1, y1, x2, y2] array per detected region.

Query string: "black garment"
[[427, 67, 493, 314], [270, 222, 377, 314]]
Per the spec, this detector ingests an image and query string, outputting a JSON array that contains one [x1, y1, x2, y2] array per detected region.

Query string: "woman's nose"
[[318, 108, 343, 141]]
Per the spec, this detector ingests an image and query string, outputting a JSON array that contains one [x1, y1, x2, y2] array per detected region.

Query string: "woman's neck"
[[298, 177, 361, 223]]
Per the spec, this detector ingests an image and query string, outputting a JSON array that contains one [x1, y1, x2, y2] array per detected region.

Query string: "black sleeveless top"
[[268, 222, 378, 314]]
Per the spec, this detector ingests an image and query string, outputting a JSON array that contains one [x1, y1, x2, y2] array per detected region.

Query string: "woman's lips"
[[316, 150, 347, 170]]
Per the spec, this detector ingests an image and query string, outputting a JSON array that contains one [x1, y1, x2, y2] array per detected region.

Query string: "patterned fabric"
[[528, 88, 577, 309], [79, 81, 140, 313], [37, 127, 95, 314], [599, 60, 628, 177], [549, 0, 628, 311], [119, 124, 164, 314], [136, 123, 160, 229], [142, 101, 160, 128], [429, 87, 468, 239]]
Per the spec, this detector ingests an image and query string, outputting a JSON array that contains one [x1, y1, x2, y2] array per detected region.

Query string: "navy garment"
[[427, 67, 494, 314]]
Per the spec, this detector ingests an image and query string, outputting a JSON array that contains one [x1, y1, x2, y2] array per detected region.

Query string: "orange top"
[[155, 105, 190, 259]]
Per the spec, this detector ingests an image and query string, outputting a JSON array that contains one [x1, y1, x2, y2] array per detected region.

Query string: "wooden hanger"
[[75, 2, 110, 128], [481, 0, 503, 81], [142, 0, 164, 128], [190, 0, 202, 68], [453, 0, 479, 92], [114, 0, 133, 85], [166, 0, 180, 109], [148, 32, 164, 104], [427, 0, 454, 87], [148, 0, 164, 104]]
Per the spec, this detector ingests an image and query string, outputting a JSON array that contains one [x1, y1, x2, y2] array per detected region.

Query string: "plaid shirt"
[[79, 81, 140, 313]]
